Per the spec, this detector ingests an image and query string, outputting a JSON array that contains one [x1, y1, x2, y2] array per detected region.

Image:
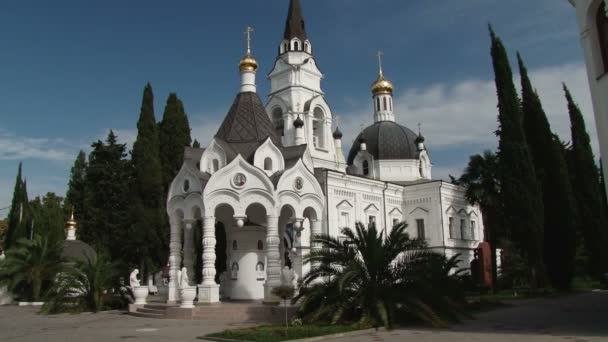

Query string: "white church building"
[[165, 0, 485, 304]]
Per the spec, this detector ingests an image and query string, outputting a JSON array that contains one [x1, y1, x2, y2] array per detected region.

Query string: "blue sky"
[[0, 0, 598, 216]]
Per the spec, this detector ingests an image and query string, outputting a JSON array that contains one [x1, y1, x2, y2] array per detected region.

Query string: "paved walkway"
[[333, 291, 608, 342], [0, 291, 606, 341]]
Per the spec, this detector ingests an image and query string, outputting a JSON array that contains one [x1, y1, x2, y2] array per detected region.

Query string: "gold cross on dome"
[[418, 122, 422, 135], [376, 50, 384, 77], [245, 26, 254, 55]]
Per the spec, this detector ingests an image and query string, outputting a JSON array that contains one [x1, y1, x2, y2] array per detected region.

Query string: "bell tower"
[[266, 0, 345, 171], [569, 0, 608, 196]]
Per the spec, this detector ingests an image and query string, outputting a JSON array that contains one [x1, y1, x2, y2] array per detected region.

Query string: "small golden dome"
[[371, 74, 394, 96], [67, 211, 77, 230], [239, 53, 258, 72]]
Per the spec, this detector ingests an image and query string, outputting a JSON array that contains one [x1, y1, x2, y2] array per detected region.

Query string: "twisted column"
[[167, 215, 182, 304], [183, 220, 195, 286], [264, 215, 281, 302], [311, 219, 323, 270], [198, 215, 219, 303]]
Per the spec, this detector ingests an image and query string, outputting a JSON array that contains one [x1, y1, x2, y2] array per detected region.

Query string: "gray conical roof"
[[215, 92, 281, 146]]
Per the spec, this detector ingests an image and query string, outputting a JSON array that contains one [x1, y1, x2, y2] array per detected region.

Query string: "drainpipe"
[[382, 182, 388, 239], [439, 182, 447, 256]]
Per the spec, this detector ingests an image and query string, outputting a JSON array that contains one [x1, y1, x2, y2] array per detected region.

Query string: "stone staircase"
[[128, 301, 297, 323], [130, 303, 175, 319]]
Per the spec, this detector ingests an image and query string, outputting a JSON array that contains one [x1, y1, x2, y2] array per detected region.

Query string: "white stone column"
[[167, 215, 182, 304], [183, 220, 195, 286], [198, 216, 219, 303], [310, 219, 323, 270], [264, 215, 282, 302]]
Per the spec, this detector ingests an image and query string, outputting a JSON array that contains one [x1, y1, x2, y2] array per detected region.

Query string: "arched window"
[[212, 159, 219, 172], [272, 108, 284, 137], [313, 107, 326, 148], [389, 98, 393, 111], [264, 157, 273, 171], [383, 97, 388, 111], [597, 3, 608, 73], [283, 43, 288, 53], [376, 97, 380, 111], [363, 160, 370, 176], [304, 42, 309, 53], [294, 41, 300, 51]]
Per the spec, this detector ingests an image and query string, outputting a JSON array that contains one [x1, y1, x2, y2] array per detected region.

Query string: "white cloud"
[[0, 129, 73, 161]]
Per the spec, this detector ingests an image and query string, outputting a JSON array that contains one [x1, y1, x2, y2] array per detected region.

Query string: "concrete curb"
[[197, 327, 384, 342]]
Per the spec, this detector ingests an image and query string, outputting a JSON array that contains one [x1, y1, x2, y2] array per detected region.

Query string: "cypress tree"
[[159, 93, 192, 194], [490, 27, 545, 287], [600, 160, 608, 218], [518, 54, 577, 290], [129, 83, 166, 274], [82, 131, 131, 262], [65, 150, 87, 227], [193, 139, 201, 148], [564, 84, 608, 277], [4, 163, 24, 249], [30, 193, 65, 244]]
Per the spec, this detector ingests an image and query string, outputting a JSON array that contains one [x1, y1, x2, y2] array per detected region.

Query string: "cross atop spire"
[[284, 0, 308, 41], [245, 26, 254, 55], [377, 50, 384, 78]]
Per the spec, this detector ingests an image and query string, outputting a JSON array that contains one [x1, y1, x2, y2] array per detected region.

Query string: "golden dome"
[[371, 74, 394, 96], [239, 53, 258, 72], [66, 211, 77, 230]]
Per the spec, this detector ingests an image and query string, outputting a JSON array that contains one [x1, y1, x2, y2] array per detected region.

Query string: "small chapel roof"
[[283, 0, 308, 42], [215, 92, 281, 146]]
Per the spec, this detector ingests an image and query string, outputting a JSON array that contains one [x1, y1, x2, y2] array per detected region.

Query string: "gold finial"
[[377, 50, 384, 78], [245, 26, 254, 55], [371, 50, 393, 96], [239, 26, 258, 72], [418, 122, 422, 135]]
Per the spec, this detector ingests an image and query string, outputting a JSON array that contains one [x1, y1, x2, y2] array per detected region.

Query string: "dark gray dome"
[[62, 240, 97, 263], [347, 121, 419, 165]]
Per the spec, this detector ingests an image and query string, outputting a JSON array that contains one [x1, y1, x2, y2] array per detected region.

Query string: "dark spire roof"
[[333, 127, 343, 139], [215, 92, 281, 146], [284, 0, 307, 41], [293, 115, 304, 128]]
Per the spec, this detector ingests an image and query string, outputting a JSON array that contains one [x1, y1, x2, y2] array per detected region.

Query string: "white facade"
[[569, 0, 608, 196], [164, 0, 485, 304]]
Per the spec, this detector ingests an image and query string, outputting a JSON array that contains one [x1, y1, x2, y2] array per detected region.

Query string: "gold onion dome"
[[67, 211, 76, 230], [371, 74, 394, 96], [239, 53, 258, 72]]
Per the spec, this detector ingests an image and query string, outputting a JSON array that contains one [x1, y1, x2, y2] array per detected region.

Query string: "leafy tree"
[[29, 193, 66, 245], [82, 131, 131, 264], [43, 255, 117, 313], [5, 163, 29, 249], [0, 234, 64, 301], [296, 222, 467, 328], [129, 83, 166, 275], [65, 150, 87, 227], [489, 27, 545, 287], [458, 151, 502, 291], [564, 84, 608, 277], [0, 219, 7, 249], [159, 93, 192, 194], [518, 55, 577, 290]]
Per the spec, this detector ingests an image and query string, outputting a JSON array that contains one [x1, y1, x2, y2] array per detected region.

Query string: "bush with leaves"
[[0, 234, 64, 301], [43, 254, 117, 313], [295, 222, 468, 329]]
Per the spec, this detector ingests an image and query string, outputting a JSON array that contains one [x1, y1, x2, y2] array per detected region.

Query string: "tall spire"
[[284, 0, 307, 41]]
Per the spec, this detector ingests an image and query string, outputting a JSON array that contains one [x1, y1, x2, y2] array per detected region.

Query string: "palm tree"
[[43, 254, 116, 313], [458, 150, 502, 291], [295, 222, 467, 328], [0, 234, 64, 301]]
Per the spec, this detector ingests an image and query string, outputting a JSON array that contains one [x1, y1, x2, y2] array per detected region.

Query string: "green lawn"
[[204, 325, 358, 342]]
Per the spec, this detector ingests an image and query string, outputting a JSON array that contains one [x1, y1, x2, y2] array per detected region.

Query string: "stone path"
[[332, 291, 608, 342], [0, 291, 606, 341]]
